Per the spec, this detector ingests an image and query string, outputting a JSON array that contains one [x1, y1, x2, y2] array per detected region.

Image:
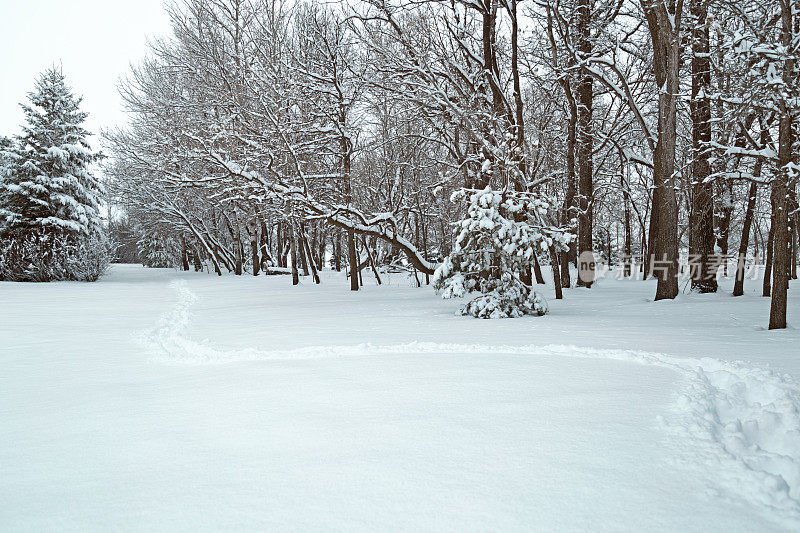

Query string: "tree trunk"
[[334, 230, 342, 271], [547, 3, 578, 285], [689, 0, 717, 293], [645, 191, 656, 279], [763, 214, 774, 297], [191, 247, 203, 272], [260, 219, 271, 270], [769, 172, 789, 328], [520, 265, 533, 286], [362, 236, 382, 285], [289, 223, 299, 286], [642, 0, 681, 300], [789, 193, 798, 280], [276, 222, 285, 268], [347, 229, 359, 291], [482, 0, 504, 119], [559, 70, 578, 287], [549, 246, 563, 299], [733, 180, 759, 296], [181, 237, 190, 271], [298, 223, 310, 277], [768, 3, 794, 330], [533, 253, 546, 284], [317, 229, 326, 272], [414, 204, 431, 286], [238, 238, 245, 276], [792, 217, 798, 280], [715, 183, 733, 277], [302, 230, 320, 284], [622, 174, 633, 277], [576, 0, 594, 287], [251, 234, 260, 276]]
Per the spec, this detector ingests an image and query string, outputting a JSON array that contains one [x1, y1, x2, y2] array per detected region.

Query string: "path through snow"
[[144, 279, 800, 528]]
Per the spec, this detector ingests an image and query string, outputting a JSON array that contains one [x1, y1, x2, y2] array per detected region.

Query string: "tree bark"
[[559, 52, 578, 284], [689, 0, 717, 293], [792, 215, 798, 280], [289, 223, 299, 286], [545, 3, 577, 285], [302, 229, 320, 284], [763, 213, 774, 297], [298, 223, 310, 277], [732, 122, 767, 296], [348, 229, 359, 291], [641, 0, 681, 300], [715, 182, 733, 276], [533, 253, 546, 284], [191, 247, 203, 272], [788, 192, 798, 280], [622, 174, 633, 277], [768, 2, 794, 330], [276, 222, 286, 268], [576, 0, 594, 288], [362, 236, 382, 285], [334, 230, 342, 271], [733, 180, 759, 296], [259, 219, 271, 270], [251, 233, 260, 276], [645, 190, 656, 279], [769, 169, 789, 328], [549, 246, 563, 299], [317, 229, 326, 272], [181, 236, 190, 271]]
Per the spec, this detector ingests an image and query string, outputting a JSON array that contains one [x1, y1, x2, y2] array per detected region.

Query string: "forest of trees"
[[2, 0, 793, 325]]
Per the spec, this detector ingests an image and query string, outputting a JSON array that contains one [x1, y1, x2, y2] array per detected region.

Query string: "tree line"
[[3, 0, 793, 326]]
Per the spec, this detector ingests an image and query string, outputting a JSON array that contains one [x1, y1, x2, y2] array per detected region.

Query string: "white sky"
[[0, 0, 173, 140]]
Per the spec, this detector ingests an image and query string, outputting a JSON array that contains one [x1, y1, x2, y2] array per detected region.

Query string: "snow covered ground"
[[1, 264, 798, 531]]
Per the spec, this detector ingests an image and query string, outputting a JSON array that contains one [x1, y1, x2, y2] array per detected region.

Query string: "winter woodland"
[[1, 0, 799, 530]]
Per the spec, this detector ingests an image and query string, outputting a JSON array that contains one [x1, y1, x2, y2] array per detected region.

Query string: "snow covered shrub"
[[0, 235, 54, 281], [0, 232, 110, 282], [459, 272, 548, 319], [433, 187, 568, 319], [68, 233, 112, 281]]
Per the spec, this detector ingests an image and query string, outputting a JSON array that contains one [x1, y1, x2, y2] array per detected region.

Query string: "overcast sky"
[[0, 0, 173, 141]]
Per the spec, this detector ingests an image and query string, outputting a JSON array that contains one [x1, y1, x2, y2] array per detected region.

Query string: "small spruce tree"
[[433, 126, 573, 319], [434, 187, 570, 318], [137, 232, 180, 268]]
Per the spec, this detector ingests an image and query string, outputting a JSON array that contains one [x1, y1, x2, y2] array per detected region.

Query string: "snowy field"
[[1, 264, 799, 532]]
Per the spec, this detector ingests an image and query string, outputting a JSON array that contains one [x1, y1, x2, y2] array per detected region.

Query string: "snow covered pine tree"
[[0, 68, 108, 281], [434, 187, 571, 319], [137, 233, 179, 268]]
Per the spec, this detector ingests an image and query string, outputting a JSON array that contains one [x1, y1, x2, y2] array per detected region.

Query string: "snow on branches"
[[0, 68, 109, 282], [434, 187, 571, 318]]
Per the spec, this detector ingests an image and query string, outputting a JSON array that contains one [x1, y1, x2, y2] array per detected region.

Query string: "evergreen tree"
[[0, 136, 11, 155], [0, 136, 12, 177], [137, 232, 179, 268], [434, 187, 571, 319], [0, 68, 108, 281]]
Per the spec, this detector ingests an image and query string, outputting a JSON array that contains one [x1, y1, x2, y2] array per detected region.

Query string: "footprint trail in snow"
[[143, 279, 800, 529]]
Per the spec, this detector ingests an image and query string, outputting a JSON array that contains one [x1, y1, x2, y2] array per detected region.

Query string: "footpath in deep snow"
[[1, 264, 799, 531]]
